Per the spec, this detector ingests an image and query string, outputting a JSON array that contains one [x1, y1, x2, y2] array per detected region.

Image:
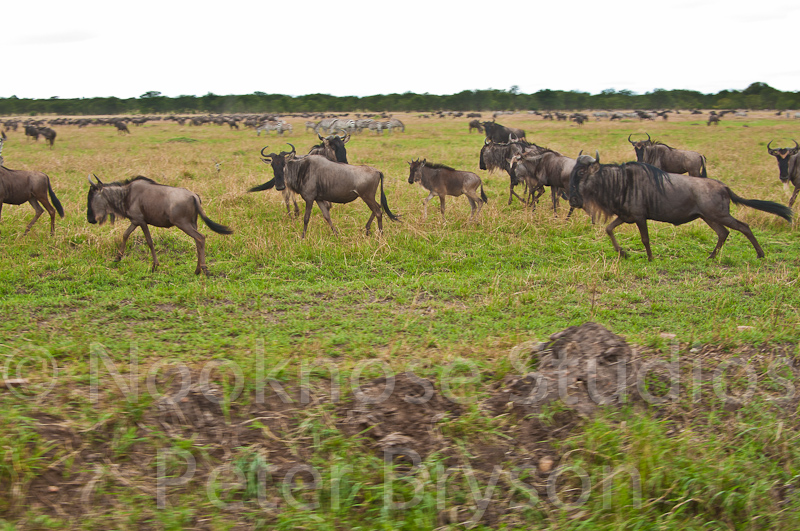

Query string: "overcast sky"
[[3, 0, 797, 100]]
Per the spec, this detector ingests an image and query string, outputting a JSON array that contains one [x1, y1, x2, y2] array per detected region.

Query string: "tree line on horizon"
[[1, 83, 797, 117]]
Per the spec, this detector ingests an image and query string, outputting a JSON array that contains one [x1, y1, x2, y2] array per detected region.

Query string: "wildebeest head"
[[767, 140, 799, 182], [407, 159, 426, 184], [568, 151, 600, 209], [86, 174, 117, 225], [317, 131, 349, 163], [628, 133, 652, 162], [261, 144, 297, 191]]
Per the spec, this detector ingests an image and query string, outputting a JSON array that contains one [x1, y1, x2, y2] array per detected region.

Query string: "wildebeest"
[[568, 153, 792, 260], [86, 175, 233, 274], [252, 144, 399, 238], [39, 127, 57, 148], [114, 121, 131, 135], [407, 159, 487, 221], [509, 149, 576, 216], [307, 132, 349, 164], [767, 139, 800, 206], [24, 125, 40, 142], [480, 138, 546, 205], [628, 133, 707, 177], [468, 120, 484, 134], [252, 134, 350, 216], [0, 140, 65, 235], [707, 115, 720, 126], [481, 121, 526, 143]]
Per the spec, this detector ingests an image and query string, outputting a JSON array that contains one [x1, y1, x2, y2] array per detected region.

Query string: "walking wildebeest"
[[0, 140, 65, 235], [707, 115, 720, 126], [767, 140, 800, 206], [252, 144, 399, 238], [86, 175, 233, 274], [24, 125, 40, 142], [509, 148, 577, 216], [468, 120, 484, 134], [480, 138, 547, 205], [568, 152, 792, 260], [114, 121, 131, 135], [250, 134, 349, 217], [482, 121, 526, 143], [407, 159, 488, 221], [39, 127, 57, 149], [628, 133, 707, 177]]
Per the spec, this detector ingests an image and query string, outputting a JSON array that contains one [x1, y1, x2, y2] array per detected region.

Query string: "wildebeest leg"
[[138, 224, 160, 272], [439, 195, 446, 219], [464, 190, 483, 221], [283, 189, 298, 217], [605, 217, 628, 258], [361, 195, 383, 235], [23, 199, 45, 235], [551, 187, 560, 216], [175, 220, 208, 275], [789, 186, 799, 207], [315, 200, 339, 236], [635, 219, 653, 261], [115, 223, 139, 262], [508, 183, 527, 206], [37, 195, 57, 235], [301, 200, 315, 239], [422, 191, 436, 220], [704, 219, 730, 259], [719, 215, 765, 258]]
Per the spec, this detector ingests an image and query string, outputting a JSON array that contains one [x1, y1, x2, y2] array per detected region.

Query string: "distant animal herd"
[[0, 115, 797, 274]]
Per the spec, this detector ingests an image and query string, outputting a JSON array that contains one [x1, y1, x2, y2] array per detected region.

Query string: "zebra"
[[324, 118, 356, 135], [384, 118, 405, 132], [354, 118, 374, 133], [257, 121, 293, 136]]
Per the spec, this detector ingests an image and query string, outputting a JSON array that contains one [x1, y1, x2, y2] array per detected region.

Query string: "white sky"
[[2, 0, 798, 100]]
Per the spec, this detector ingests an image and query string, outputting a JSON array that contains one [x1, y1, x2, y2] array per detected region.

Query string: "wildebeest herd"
[[0, 117, 796, 273]]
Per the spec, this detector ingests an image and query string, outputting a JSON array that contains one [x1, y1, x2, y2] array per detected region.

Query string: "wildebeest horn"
[[628, 134, 634, 144], [261, 146, 272, 158], [484, 138, 491, 145], [767, 140, 775, 153], [595, 150, 600, 164], [794, 139, 800, 152], [318, 134, 324, 141], [287, 143, 296, 155], [509, 133, 518, 142], [646, 133, 651, 142]]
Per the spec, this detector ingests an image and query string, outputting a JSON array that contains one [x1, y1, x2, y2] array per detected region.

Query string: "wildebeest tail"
[[194, 197, 234, 234], [728, 188, 793, 222], [46, 175, 65, 218], [480, 185, 488, 204], [700, 156, 707, 178], [379, 172, 400, 221], [248, 178, 275, 192]]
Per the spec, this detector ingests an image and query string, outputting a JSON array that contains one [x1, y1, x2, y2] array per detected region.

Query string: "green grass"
[[0, 113, 799, 529]]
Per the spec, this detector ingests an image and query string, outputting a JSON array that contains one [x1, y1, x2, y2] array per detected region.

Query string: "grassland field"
[[1, 111, 799, 530]]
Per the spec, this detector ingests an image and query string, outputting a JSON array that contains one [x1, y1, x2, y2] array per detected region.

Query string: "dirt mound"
[[337, 372, 464, 459], [487, 322, 640, 417]]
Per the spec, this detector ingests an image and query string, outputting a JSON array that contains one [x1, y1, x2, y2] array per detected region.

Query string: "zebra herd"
[[303, 117, 405, 136]]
